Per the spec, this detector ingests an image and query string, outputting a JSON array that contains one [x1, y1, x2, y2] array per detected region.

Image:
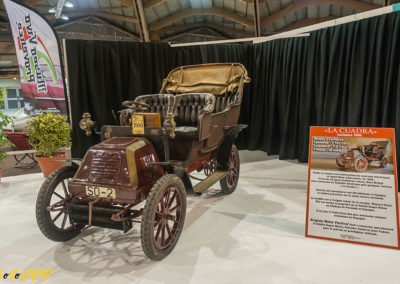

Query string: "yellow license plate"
[[132, 114, 144, 135], [86, 186, 116, 199]]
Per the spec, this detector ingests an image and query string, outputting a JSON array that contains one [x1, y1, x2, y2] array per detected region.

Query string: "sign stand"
[[306, 127, 400, 249]]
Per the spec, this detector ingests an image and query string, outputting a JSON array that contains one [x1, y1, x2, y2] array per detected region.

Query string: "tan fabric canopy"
[[163, 63, 250, 95]]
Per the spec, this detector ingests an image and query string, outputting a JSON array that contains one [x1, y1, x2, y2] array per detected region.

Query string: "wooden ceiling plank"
[[253, 0, 261, 36], [143, 0, 166, 9], [26, 0, 45, 6], [46, 8, 139, 23], [93, 10, 139, 23], [159, 22, 252, 38], [149, 7, 254, 31], [117, 0, 135, 8], [278, 16, 338, 31], [260, 0, 378, 27]]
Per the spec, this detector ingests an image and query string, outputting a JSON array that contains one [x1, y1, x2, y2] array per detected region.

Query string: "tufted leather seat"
[[120, 93, 216, 141], [214, 95, 237, 113], [172, 93, 215, 140], [119, 94, 173, 126], [135, 94, 174, 122]]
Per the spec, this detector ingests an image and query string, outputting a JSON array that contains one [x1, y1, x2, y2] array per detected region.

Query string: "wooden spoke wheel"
[[220, 145, 240, 194], [354, 156, 369, 172], [141, 174, 186, 260], [36, 166, 84, 242]]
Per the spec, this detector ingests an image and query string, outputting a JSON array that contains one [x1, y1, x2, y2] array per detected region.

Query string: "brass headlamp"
[[79, 112, 95, 136]]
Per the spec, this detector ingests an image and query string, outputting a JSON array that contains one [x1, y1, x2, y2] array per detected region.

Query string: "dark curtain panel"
[[66, 41, 251, 157], [248, 13, 400, 163], [66, 12, 400, 166]]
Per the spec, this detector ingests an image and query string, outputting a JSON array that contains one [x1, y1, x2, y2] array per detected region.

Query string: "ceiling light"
[[64, 2, 74, 8], [60, 15, 69, 20], [48, 8, 56, 13]]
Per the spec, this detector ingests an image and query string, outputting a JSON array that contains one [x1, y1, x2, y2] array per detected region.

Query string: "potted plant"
[[26, 112, 71, 177], [0, 111, 13, 182], [0, 90, 13, 182]]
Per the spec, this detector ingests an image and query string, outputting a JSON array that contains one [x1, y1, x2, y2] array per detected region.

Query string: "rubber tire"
[[141, 174, 187, 260], [220, 145, 240, 194], [336, 154, 346, 167], [36, 166, 84, 242], [353, 156, 369, 172]]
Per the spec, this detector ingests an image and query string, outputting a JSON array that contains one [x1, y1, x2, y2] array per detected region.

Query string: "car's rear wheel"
[[220, 145, 240, 194], [354, 156, 369, 172], [141, 174, 186, 260], [36, 166, 84, 242]]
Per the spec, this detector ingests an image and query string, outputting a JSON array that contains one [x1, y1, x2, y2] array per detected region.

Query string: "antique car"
[[336, 141, 390, 172], [35, 63, 250, 260]]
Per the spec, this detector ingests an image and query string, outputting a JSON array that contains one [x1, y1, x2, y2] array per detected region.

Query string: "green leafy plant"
[[0, 114, 13, 163], [0, 93, 13, 163], [26, 112, 71, 157]]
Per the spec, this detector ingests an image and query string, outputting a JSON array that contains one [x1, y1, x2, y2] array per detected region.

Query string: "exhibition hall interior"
[[1, 0, 400, 283]]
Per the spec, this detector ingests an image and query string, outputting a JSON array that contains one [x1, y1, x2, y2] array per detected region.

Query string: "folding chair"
[[3, 131, 37, 169]]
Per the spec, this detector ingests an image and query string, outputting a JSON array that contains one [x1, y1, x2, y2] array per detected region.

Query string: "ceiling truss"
[[0, 0, 381, 41]]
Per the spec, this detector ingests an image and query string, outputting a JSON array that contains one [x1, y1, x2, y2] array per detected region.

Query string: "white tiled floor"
[[0, 153, 400, 284]]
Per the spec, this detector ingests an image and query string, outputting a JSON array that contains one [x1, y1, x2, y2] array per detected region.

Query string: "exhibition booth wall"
[[66, 11, 400, 165]]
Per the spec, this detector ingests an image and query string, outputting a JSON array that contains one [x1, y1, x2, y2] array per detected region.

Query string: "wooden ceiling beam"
[[144, 0, 166, 9], [278, 16, 339, 32], [46, 9, 139, 23], [261, 0, 378, 28], [93, 10, 139, 23], [0, 41, 16, 54], [150, 7, 253, 31], [159, 22, 252, 38], [117, 0, 135, 9], [26, 0, 44, 6], [241, 0, 266, 3], [253, 0, 261, 37]]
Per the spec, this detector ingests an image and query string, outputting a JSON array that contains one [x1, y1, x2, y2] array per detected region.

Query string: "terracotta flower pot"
[[35, 153, 65, 178]]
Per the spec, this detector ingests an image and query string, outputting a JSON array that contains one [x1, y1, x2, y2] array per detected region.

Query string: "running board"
[[193, 171, 228, 193]]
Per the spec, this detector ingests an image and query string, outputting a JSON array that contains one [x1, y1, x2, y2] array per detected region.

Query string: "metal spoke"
[[53, 192, 64, 200], [155, 222, 162, 241], [49, 207, 64, 212], [154, 217, 163, 227], [61, 214, 67, 229], [166, 222, 172, 237], [164, 189, 171, 208], [170, 203, 179, 212], [52, 211, 63, 222], [168, 190, 177, 208], [61, 181, 69, 197], [161, 222, 165, 246]]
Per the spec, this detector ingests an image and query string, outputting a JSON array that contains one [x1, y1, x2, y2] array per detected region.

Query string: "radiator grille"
[[89, 152, 121, 183]]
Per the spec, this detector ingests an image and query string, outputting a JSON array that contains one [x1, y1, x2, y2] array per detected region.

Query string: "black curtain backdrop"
[[66, 42, 251, 157], [67, 12, 400, 166]]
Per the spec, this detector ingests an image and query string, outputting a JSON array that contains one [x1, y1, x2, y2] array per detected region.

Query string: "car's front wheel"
[[141, 174, 187, 260], [36, 166, 84, 242]]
